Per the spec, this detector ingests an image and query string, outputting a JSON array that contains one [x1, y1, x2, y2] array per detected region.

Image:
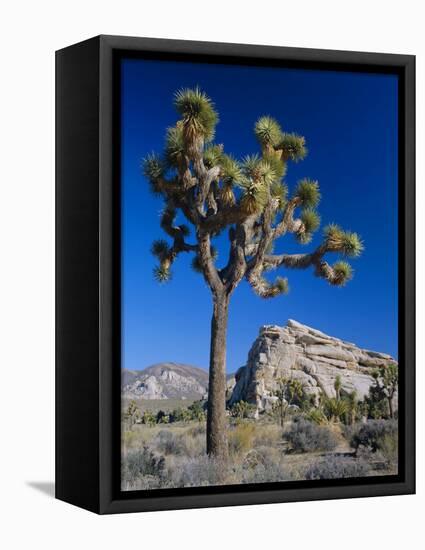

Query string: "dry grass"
[[121, 417, 397, 491]]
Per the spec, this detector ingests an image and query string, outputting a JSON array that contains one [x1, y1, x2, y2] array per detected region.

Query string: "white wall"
[[1, 1, 422, 548]]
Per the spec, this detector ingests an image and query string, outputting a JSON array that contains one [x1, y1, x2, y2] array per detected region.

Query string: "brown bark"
[[206, 293, 230, 458], [388, 396, 394, 419]]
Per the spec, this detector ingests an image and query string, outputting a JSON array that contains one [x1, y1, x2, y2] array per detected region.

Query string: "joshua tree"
[[346, 390, 358, 425], [143, 88, 363, 458], [273, 377, 305, 427], [124, 400, 141, 431], [334, 374, 342, 401], [372, 363, 398, 419], [324, 397, 348, 423]]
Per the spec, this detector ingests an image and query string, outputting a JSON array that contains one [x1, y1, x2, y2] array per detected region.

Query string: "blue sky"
[[121, 58, 398, 373]]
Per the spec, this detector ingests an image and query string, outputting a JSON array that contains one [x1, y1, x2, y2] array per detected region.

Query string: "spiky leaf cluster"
[[174, 87, 218, 142], [203, 144, 223, 168], [275, 276, 289, 294], [153, 265, 172, 283], [164, 126, 185, 168], [238, 179, 268, 214], [301, 208, 321, 233], [270, 181, 288, 211], [242, 155, 276, 186], [277, 133, 307, 161], [151, 239, 170, 259], [295, 178, 321, 207], [324, 224, 364, 257], [220, 155, 242, 185], [331, 261, 353, 286], [143, 153, 165, 189], [254, 116, 283, 147]]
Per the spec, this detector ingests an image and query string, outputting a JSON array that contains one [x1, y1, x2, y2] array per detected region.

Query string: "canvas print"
[[120, 58, 398, 491]]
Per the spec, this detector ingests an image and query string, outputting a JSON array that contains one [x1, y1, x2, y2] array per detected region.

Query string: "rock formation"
[[229, 319, 397, 412], [122, 362, 208, 400]]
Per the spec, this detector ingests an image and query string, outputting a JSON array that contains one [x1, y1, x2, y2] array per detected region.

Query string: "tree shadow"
[[26, 481, 55, 498]]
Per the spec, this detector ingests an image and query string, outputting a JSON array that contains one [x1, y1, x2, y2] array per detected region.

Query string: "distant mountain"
[[122, 362, 209, 400]]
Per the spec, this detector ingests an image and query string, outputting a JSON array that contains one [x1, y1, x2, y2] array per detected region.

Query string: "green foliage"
[[277, 132, 307, 161], [306, 408, 328, 425], [323, 397, 348, 422], [271, 377, 304, 427], [345, 390, 359, 425], [231, 400, 255, 420], [331, 261, 353, 286], [169, 407, 192, 423], [238, 179, 268, 214], [124, 400, 141, 430], [295, 178, 321, 207], [188, 400, 207, 422], [301, 207, 321, 233], [220, 154, 242, 186], [254, 116, 283, 147], [151, 239, 170, 259], [153, 264, 172, 283], [156, 410, 170, 424], [143, 153, 165, 192], [274, 276, 289, 295], [164, 125, 185, 167], [141, 410, 156, 426], [203, 144, 223, 168], [370, 363, 398, 418], [174, 87, 218, 142], [350, 419, 398, 458], [296, 207, 321, 244], [324, 224, 364, 257], [334, 374, 342, 400], [283, 417, 338, 453], [270, 181, 288, 210]]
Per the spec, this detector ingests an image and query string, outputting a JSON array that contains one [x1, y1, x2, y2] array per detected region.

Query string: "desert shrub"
[[306, 408, 328, 425], [253, 424, 281, 447], [323, 397, 348, 423], [240, 446, 292, 484], [153, 428, 205, 458], [186, 423, 206, 437], [283, 417, 338, 453], [122, 429, 140, 449], [122, 446, 165, 487], [141, 410, 156, 426], [169, 407, 192, 423], [156, 410, 169, 424], [188, 400, 207, 422], [230, 400, 256, 420], [350, 420, 398, 460], [228, 423, 256, 455], [305, 456, 371, 480], [175, 456, 228, 487], [154, 430, 186, 455]]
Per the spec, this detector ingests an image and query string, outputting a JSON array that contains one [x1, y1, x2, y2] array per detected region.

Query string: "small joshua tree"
[[334, 374, 342, 401], [272, 377, 305, 427], [124, 400, 141, 431], [143, 88, 363, 458], [372, 363, 398, 419]]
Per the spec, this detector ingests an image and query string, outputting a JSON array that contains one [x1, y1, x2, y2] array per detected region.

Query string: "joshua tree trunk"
[[206, 293, 229, 458], [144, 87, 364, 460], [388, 396, 394, 419]]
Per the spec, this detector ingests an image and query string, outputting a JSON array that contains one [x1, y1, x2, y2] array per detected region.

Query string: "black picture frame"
[[56, 35, 415, 514]]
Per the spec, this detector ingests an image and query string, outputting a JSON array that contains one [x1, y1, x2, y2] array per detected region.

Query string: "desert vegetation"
[[142, 87, 363, 458], [121, 364, 398, 490]]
